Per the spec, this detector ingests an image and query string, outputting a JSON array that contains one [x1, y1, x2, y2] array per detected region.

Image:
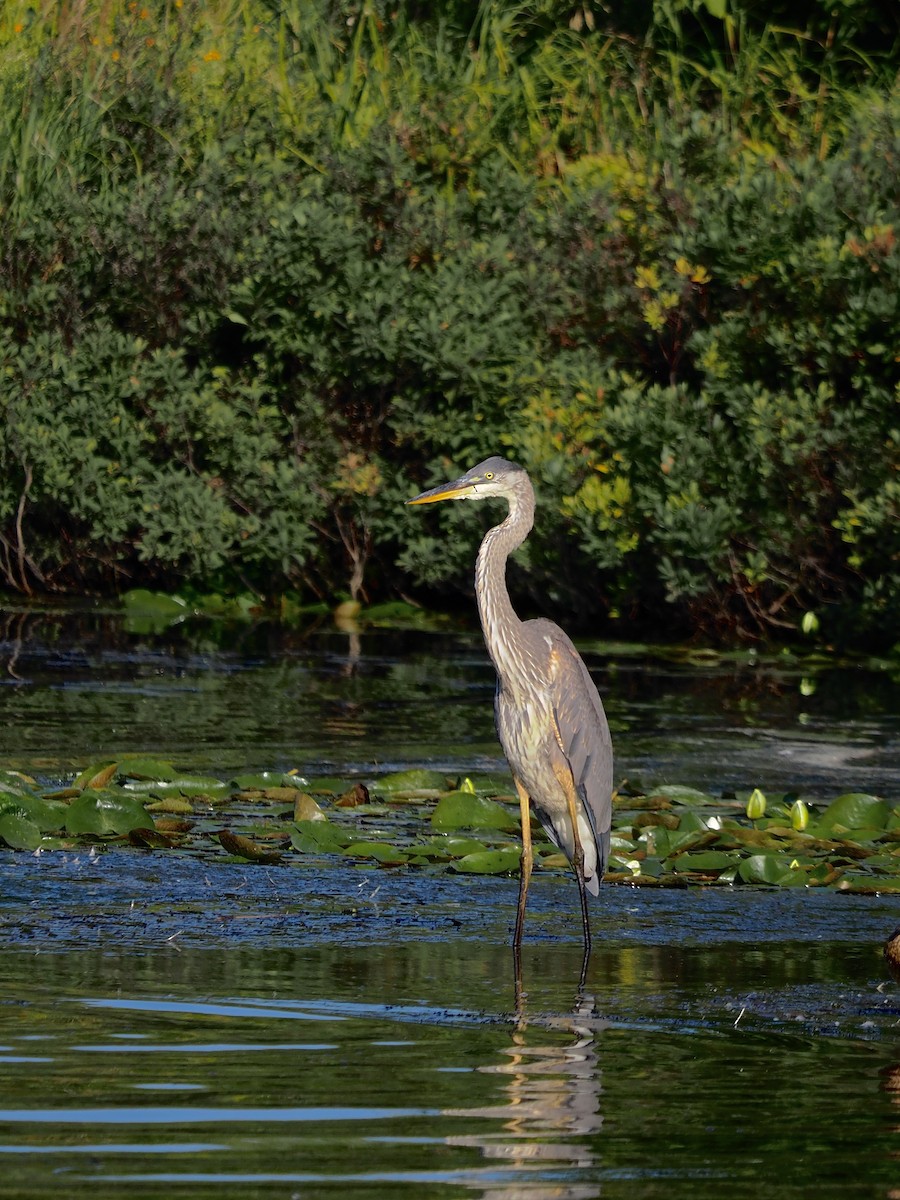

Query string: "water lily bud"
[[791, 799, 809, 831], [746, 788, 767, 820]]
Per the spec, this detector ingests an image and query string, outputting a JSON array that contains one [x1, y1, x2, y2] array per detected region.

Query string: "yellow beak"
[[406, 478, 477, 505]]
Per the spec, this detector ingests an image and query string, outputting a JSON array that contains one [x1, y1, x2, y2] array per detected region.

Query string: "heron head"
[[407, 456, 527, 505]]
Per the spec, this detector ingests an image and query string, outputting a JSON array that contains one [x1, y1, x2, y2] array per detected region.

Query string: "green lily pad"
[[737, 854, 807, 886], [117, 757, 179, 782], [645, 786, 717, 806], [65, 791, 151, 836], [343, 841, 409, 864], [0, 794, 67, 833], [818, 793, 889, 833], [416, 836, 488, 860], [432, 792, 519, 832], [289, 820, 352, 854], [0, 810, 43, 850], [232, 772, 303, 790], [671, 851, 739, 872], [377, 769, 449, 794], [450, 847, 522, 875]]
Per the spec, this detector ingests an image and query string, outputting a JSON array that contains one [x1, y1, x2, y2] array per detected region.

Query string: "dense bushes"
[[0, 1, 897, 646]]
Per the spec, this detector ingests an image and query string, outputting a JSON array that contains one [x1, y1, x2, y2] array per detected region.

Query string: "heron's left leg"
[[513, 778, 533, 978], [552, 763, 592, 958]]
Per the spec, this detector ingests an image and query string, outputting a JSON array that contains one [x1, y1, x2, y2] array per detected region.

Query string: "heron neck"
[[474, 487, 535, 686]]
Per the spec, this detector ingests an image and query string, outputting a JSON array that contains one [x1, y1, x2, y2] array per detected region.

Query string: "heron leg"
[[513, 778, 533, 989], [553, 763, 592, 963]]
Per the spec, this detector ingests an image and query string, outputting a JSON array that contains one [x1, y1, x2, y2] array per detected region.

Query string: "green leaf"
[[117, 757, 179, 782], [122, 589, 189, 617], [0, 811, 43, 850], [818, 793, 889, 833], [646, 786, 717, 806], [343, 841, 409, 864], [376, 769, 449, 794], [737, 854, 807, 886], [0, 794, 67, 832], [432, 792, 519, 831], [450, 847, 521, 875], [65, 791, 151, 836], [232, 772, 304, 790], [671, 850, 739, 872], [289, 820, 351, 854], [416, 836, 488, 859]]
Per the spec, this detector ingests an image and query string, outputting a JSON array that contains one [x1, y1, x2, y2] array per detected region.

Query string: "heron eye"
[[485, 471, 494, 479]]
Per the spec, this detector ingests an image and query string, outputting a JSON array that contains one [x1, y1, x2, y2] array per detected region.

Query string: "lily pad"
[[0, 794, 67, 832], [73, 761, 119, 791], [232, 772, 303, 790], [290, 820, 352, 854], [645, 786, 717, 806], [432, 792, 519, 832], [0, 810, 43, 850], [817, 793, 889, 833], [377, 769, 448, 795], [343, 841, 409, 864], [293, 793, 326, 822], [671, 850, 739, 873], [65, 791, 151, 836], [737, 854, 807, 886], [450, 847, 522, 875], [217, 830, 283, 864], [118, 757, 179, 782], [128, 826, 179, 849], [416, 836, 488, 860]]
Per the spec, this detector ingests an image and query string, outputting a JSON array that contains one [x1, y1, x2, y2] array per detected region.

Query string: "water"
[[0, 610, 897, 798], [1, 871, 900, 1198], [1, 609, 899, 1196]]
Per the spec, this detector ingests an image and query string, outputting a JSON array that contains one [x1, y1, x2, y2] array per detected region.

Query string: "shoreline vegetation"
[[0, 1, 897, 649]]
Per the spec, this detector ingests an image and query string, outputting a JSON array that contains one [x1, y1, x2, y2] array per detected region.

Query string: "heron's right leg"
[[552, 763, 592, 962], [513, 778, 533, 974]]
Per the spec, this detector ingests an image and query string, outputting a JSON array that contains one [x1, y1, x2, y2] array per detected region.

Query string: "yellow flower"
[[674, 257, 712, 284], [203, 49, 221, 62], [634, 265, 660, 291]]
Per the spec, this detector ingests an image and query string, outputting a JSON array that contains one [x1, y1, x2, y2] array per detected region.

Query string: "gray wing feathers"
[[550, 640, 614, 878]]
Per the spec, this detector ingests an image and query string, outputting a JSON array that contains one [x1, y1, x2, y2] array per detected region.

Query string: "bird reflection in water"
[[442, 988, 606, 1198]]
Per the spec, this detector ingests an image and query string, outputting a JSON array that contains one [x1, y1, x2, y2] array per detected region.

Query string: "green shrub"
[[0, 0, 896, 645]]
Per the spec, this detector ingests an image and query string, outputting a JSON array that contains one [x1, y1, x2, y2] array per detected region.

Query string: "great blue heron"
[[408, 455, 613, 978]]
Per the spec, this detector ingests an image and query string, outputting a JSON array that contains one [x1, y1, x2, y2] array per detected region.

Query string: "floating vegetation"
[[0, 764, 897, 894]]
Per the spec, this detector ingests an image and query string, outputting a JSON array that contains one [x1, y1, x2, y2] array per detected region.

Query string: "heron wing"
[[539, 625, 613, 890]]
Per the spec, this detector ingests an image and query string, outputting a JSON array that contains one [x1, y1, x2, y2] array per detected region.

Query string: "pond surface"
[[0, 607, 897, 799], [0, 608, 899, 1197]]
